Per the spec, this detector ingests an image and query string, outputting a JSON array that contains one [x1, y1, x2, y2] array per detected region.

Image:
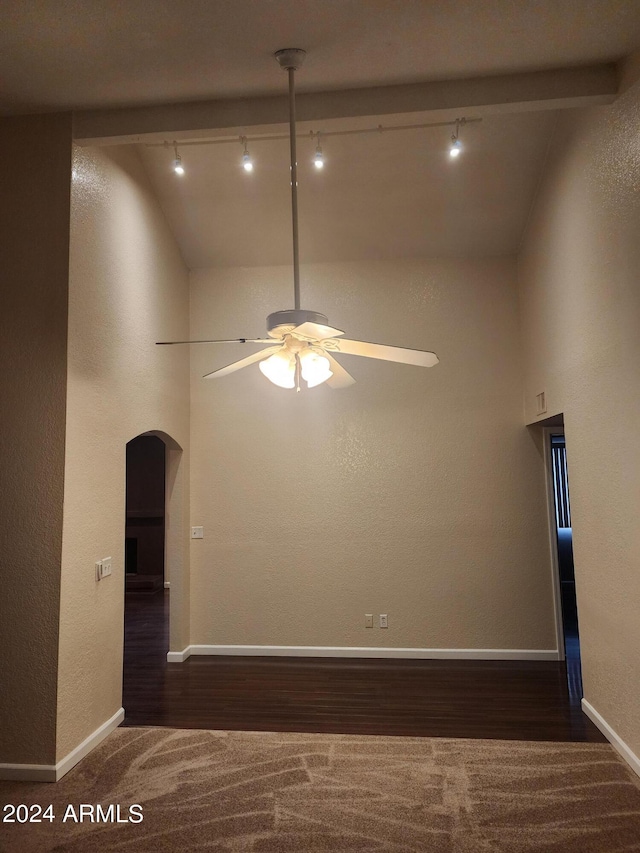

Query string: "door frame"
[[542, 426, 566, 662]]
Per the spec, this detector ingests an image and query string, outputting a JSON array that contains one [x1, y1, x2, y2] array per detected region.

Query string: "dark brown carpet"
[[1, 727, 640, 852]]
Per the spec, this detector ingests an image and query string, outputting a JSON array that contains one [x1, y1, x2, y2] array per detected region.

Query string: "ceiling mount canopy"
[[273, 48, 306, 71], [157, 48, 440, 391]]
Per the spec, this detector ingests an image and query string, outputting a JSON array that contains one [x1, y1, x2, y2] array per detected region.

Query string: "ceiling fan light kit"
[[157, 48, 439, 391]]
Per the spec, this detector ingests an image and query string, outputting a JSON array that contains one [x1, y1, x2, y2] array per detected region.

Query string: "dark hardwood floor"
[[123, 590, 605, 742]]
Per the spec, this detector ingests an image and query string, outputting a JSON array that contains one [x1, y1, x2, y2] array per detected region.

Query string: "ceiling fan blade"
[[324, 353, 356, 389], [157, 338, 275, 345], [203, 346, 281, 379], [291, 321, 345, 340], [332, 338, 439, 368]]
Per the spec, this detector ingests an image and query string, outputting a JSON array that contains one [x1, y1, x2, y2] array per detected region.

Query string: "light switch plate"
[[95, 557, 112, 580], [191, 526, 204, 539]]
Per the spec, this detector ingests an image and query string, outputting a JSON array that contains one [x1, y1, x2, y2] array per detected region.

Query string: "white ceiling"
[[5, 1, 639, 267], [1, 0, 639, 114]]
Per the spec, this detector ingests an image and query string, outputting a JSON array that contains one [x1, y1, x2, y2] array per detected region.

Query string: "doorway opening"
[[123, 434, 169, 708], [122, 431, 186, 724], [125, 435, 166, 592], [547, 430, 583, 700]]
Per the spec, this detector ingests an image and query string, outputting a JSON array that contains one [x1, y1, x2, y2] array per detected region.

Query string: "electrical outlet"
[[191, 526, 204, 539], [365, 614, 373, 628], [379, 614, 388, 628]]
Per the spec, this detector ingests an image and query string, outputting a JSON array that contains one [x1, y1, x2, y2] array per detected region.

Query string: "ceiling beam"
[[74, 64, 618, 146]]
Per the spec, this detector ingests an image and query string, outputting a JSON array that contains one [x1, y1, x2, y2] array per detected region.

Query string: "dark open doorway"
[[125, 435, 165, 592], [123, 434, 169, 711], [123, 431, 186, 722], [548, 431, 583, 700]]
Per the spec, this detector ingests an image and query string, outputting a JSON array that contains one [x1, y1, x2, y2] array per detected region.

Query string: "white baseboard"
[[0, 762, 57, 783], [164, 581, 170, 588], [167, 645, 559, 663], [581, 699, 640, 778], [55, 708, 124, 781], [0, 707, 124, 783], [167, 647, 190, 662]]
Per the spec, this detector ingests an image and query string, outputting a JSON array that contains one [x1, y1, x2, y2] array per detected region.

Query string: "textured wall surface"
[[0, 114, 72, 765], [519, 82, 640, 754], [57, 145, 190, 761], [189, 258, 556, 651]]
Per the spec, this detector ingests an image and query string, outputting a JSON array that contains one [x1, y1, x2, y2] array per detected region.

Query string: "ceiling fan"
[[157, 48, 439, 390]]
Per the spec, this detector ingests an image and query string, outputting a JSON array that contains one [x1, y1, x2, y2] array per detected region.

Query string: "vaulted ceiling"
[[137, 110, 558, 267], [3, 0, 639, 267]]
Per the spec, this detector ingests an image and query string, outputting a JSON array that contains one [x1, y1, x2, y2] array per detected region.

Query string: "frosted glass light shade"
[[300, 351, 333, 388], [259, 351, 295, 388]]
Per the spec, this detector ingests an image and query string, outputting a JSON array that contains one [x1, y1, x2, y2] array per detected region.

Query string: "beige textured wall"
[[519, 84, 640, 754], [56, 145, 190, 760], [189, 258, 556, 651], [0, 115, 72, 765]]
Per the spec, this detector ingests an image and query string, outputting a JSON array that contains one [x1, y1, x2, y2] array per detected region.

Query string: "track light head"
[[171, 141, 185, 175], [449, 119, 462, 158], [241, 137, 254, 172]]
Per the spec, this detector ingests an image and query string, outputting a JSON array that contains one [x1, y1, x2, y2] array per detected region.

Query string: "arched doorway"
[[125, 434, 166, 593], [122, 430, 186, 724]]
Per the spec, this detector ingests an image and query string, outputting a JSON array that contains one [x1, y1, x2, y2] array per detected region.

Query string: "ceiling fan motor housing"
[[267, 309, 329, 338]]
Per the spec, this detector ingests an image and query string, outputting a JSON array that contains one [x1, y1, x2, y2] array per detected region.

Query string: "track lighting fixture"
[[449, 120, 462, 158], [155, 117, 479, 180], [241, 137, 254, 172], [172, 141, 185, 175], [313, 133, 324, 169]]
